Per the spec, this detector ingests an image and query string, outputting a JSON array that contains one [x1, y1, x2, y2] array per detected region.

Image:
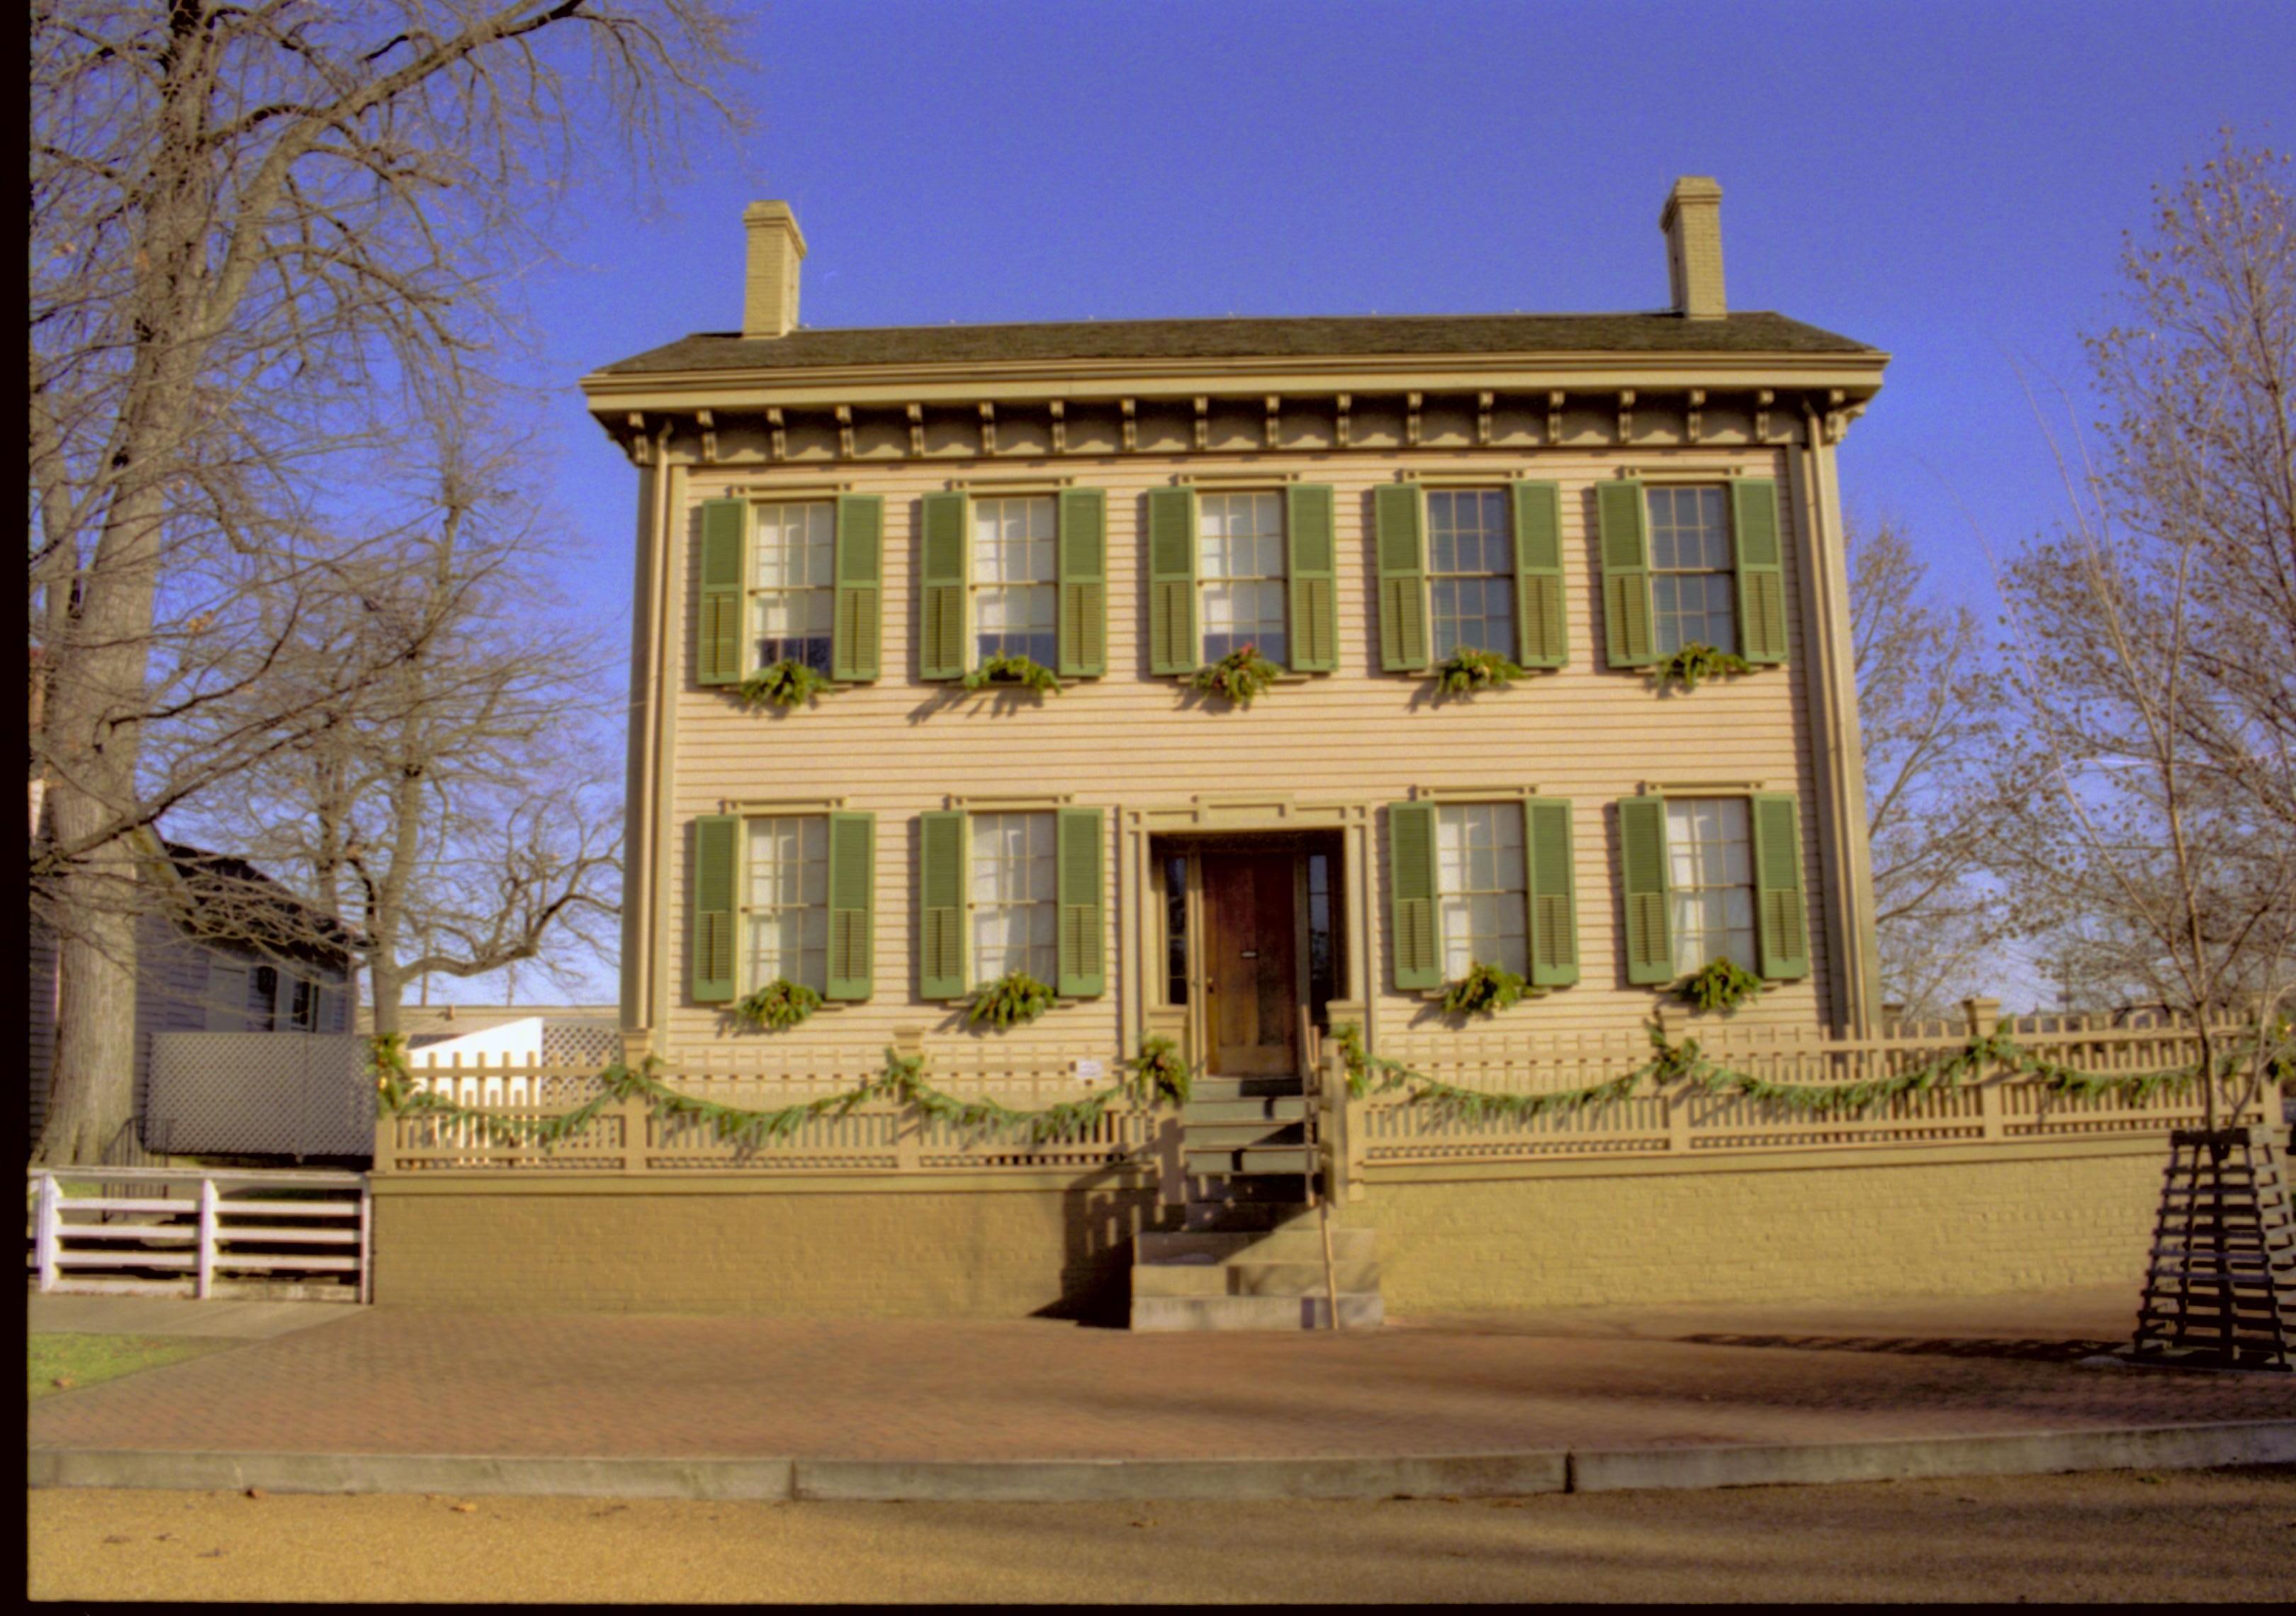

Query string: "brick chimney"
[[1660, 176, 1726, 320], [741, 201, 807, 339]]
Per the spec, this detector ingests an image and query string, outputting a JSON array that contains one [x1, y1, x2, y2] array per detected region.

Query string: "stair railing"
[[1301, 1007, 1341, 1329]]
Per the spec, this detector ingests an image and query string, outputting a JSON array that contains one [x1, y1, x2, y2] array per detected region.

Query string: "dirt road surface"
[[28, 1466, 2296, 1603]]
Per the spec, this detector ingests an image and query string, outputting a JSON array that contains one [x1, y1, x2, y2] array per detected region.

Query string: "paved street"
[[27, 1287, 2296, 1464], [28, 1466, 2296, 1603]]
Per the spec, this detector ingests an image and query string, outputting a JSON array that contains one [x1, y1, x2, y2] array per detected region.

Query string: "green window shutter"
[[824, 812, 875, 1001], [1751, 794, 1811, 980], [692, 815, 740, 1002], [831, 495, 883, 683], [1511, 481, 1568, 669], [918, 492, 970, 681], [1731, 480, 1789, 665], [1524, 797, 1579, 987], [1373, 485, 1429, 672], [697, 500, 748, 686], [918, 810, 967, 998], [1056, 488, 1107, 678], [1286, 483, 1339, 672], [1597, 482, 1655, 668], [1387, 802, 1441, 991], [1617, 796, 1675, 985], [1146, 488, 1198, 675], [1055, 807, 1105, 998]]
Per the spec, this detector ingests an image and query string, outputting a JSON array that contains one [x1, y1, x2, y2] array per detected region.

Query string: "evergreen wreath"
[[1434, 647, 1528, 697], [1648, 642, 1752, 692], [739, 660, 834, 709], [735, 978, 821, 1031], [1441, 960, 1529, 1017], [966, 970, 1057, 1028], [1128, 1035, 1193, 1106], [1675, 957, 1765, 1013], [1191, 643, 1283, 708], [963, 653, 1062, 694]]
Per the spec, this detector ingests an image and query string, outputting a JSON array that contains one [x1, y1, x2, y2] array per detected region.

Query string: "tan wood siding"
[[659, 446, 1827, 1071]]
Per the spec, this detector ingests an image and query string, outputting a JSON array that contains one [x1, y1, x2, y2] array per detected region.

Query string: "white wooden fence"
[[26, 1166, 370, 1302]]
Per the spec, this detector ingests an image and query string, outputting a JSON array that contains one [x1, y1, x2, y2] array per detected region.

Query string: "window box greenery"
[[738, 660, 833, 710], [966, 970, 1057, 1028], [1434, 647, 1528, 697], [1649, 642, 1753, 692], [1675, 957, 1765, 1013], [963, 653, 1062, 695], [1191, 643, 1283, 709], [1129, 1035, 1193, 1106], [735, 978, 821, 1031], [1441, 960, 1529, 1017]]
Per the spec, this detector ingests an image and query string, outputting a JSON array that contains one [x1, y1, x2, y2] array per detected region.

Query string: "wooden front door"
[[1203, 851, 1299, 1075]]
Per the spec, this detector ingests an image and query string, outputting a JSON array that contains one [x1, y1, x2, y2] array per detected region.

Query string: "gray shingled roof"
[[597, 310, 1878, 376]]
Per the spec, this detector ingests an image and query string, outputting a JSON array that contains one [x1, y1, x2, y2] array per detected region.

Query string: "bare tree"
[[29, 2, 738, 1161], [1991, 132, 2296, 1118], [1847, 515, 2005, 1016], [181, 410, 624, 1034]]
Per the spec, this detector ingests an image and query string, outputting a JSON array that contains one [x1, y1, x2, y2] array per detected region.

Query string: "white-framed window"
[[1645, 487, 1735, 656], [969, 810, 1056, 986], [742, 815, 829, 992], [750, 501, 836, 674], [1665, 798, 1756, 973], [1436, 802, 1527, 978], [971, 496, 1057, 667], [1426, 489, 1514, 660], [1199, 491, 1287, 666], [244, 964, 280, 1032], [288, 977, 321, 1032]]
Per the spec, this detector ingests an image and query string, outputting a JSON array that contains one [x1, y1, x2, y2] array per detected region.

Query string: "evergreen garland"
[[963, 653, 1062, 694], [1441, 961, 1529, 1017], [739, 660, 834, 710], [1675, 958, 1765, 1013], [1434, 647, 1528, 697], [735, 978, 821, 1031], [1128, 1035, 1193, 1106], [1649, 641, 1752, 692], [1191, 643, 1283, 708], [967, 970, 1057, 1028]]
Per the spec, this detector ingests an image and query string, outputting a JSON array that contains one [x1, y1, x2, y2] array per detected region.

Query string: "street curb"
[[26, 1422, 2296, 1503], [1568, 1419, 2296, 1493]]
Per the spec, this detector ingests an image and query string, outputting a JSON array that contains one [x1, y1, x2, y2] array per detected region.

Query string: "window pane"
[[742, 815, 828, 991], [1647, 486, 1735, 656], [1664, 799, 1755, 973], [970, 812, 1055, 984], [1435, 804, 1526, 977]]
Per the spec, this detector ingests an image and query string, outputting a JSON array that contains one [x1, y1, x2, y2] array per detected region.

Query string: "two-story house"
[[442, 176, 1905, 1323]]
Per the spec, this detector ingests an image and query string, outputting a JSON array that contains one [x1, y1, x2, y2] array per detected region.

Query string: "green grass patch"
[[27, 1333, 235, 1401]]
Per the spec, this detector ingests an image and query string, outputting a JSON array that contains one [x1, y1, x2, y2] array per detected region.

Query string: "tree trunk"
[[34, 814, 140, 1165]]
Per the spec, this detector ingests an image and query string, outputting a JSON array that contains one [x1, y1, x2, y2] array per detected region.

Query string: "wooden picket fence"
[[26, 1165, 370, 1301]]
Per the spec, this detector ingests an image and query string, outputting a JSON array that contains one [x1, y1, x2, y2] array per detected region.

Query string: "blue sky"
[[468, 0, 2295, 1004]]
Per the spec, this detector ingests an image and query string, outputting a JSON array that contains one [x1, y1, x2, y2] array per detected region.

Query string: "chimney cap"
[[743, 200, 808, 257], [1659, 175, 1722, 228]]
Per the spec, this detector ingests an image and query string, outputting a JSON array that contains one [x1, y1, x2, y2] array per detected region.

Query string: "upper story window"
[[969, 810, 1056, 986], [743, 815, 828, 992], [1198, 493, 1287, 666], [1645, 487, 1735, 656], [750, 502, 836, 674], [1436, 803, 1527, 978], [971, 497, 1057, 668], [1665, 797, 1755, 973], [1426, 490, 1514, 661]]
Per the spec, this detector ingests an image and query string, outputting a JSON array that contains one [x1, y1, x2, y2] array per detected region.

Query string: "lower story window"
[[971, 811, 1056, 985], [1666, 798, 1756, 972], [245, 965, 279, 1032], [744, 815, 828, 992], [1436, 803, 1526, 979]]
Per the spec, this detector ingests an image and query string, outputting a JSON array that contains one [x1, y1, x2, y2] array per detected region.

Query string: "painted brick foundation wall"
[[1357, 1145, 2165, 1313], [373, 1178, 1164, 1318], [373, 1145, 2165, 1318]]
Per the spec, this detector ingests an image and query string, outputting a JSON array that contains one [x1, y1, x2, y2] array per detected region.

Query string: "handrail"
[[1302, 1006, 1341, 1330]]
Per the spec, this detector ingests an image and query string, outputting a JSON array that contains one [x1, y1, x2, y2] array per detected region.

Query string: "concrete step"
[[1130, 1292, 1385, 1332], [1181, 1199, 1314, 1232], [1189, 1076, 1305, 1101], [1183, 1097, 1309, 1126], [1184, 1147, 1315, 1178], [1139, 1226, 1378, 1264], [1131, 1259, 1385, 1298], [1181, 1121, 1305, 1151]]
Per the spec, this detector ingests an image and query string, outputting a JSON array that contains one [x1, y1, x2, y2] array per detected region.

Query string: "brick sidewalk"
[[26, 1289, 2295, 1463]]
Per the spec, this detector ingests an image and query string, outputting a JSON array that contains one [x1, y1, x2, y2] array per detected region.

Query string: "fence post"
[[196, 1177, 218, 1300], [358, 1177, 373, 1306], [1964, 997, 2007, 1142], [35, 1173, 60, 1294]]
